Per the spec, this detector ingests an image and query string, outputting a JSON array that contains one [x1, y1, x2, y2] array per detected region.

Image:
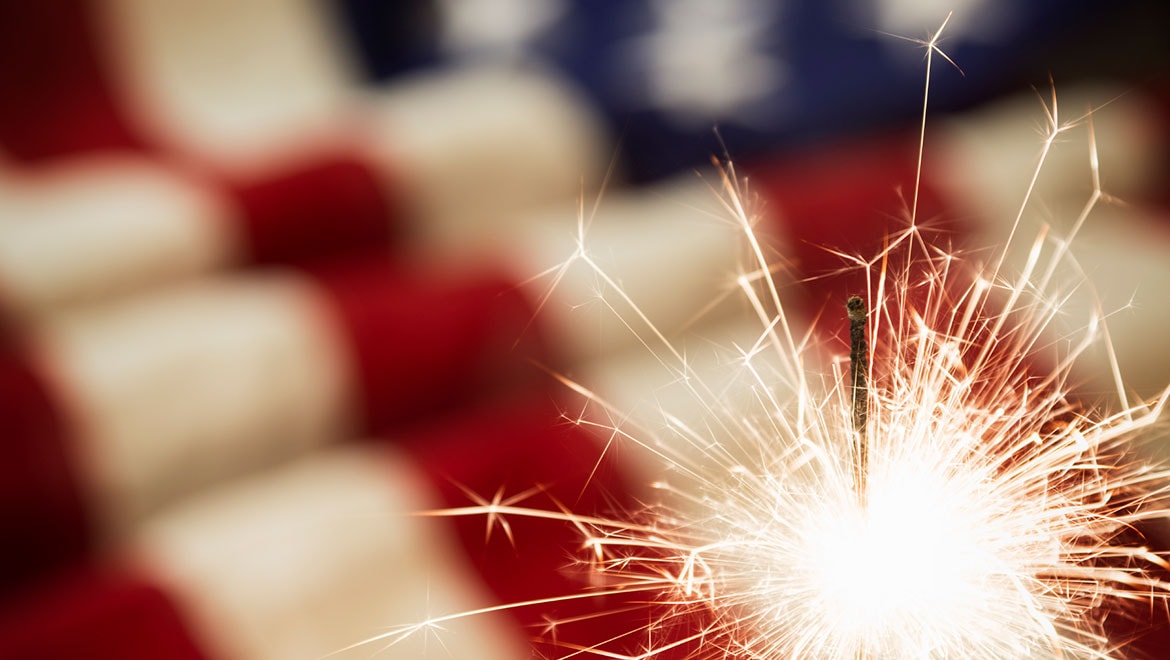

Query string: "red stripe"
[[1141, 82, 1170, 213], [312, 259, 549, 432], [402, 397, 702, 658], [228, 156, 399, 265], [0, 564, 207, 660], [0, 0, 144, 160], [748, 132, 975, 370], [0, 351, 90, 593], [1099, 522, 1170, 656], [749, 132, 956, 310]]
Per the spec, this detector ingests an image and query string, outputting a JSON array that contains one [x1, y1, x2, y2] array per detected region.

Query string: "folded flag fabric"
[[2, 2, 1169, 658], [0, 261, 543, 592], [0, 68, 606, 321], [3, 85, 1169, 654], [0, 399, 651, 660], [335, 0, 1155, 181], [0, 153, 391, 320]]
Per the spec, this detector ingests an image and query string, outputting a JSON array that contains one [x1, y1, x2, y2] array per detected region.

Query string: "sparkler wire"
[[848, 295, 869, 505]]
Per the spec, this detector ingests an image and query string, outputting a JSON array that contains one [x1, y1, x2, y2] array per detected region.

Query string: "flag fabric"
[[2, 1, 1169, 659], [0, 401, 646, 660], [334, 0, 1130, 181]]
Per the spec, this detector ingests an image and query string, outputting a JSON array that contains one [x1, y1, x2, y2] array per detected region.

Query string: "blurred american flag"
[[1, 1, 1169, 658]]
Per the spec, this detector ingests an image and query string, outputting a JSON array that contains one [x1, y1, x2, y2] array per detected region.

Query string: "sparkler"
[[848, 294, 869, 506], [359, 16, 1170, 660]]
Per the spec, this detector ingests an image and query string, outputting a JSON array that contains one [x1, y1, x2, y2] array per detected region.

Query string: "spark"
[[359, 16, 1170, 660]]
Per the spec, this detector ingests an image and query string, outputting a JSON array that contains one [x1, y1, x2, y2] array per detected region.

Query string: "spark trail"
[[359, 16, 1170, 660]]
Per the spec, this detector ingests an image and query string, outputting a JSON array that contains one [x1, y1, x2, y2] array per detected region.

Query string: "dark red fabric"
[[312, 259, 549, 432], [402, 397, 700, 658], [0, 0, 144, 160], [0, 351, 90, 593], [229, 156, 399, 264], [1101, 523, 1170, 659], [0, 564, 208, 660], [749, 132, 955, 312]]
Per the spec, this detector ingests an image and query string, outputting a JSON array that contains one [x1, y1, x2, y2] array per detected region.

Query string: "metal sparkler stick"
[[848, 295, 869, 506], [849, 295, 870, 660]]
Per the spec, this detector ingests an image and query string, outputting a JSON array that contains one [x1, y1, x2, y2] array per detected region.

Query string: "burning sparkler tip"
[[846, 295, 867, 322]]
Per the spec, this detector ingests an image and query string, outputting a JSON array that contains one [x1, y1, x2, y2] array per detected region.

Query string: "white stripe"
[[931, 84, 1161, 230], [932, 84, 1170, 402], [505, 173, 783, 359], [580, 316, 794, 481], [133, 444, 527, 660], [33, 272, 355, 539], [1024, 202, 1170, 403], [101, 0, 358, 175], [0, 155, 236, 318], [359, 66, 610, 255]]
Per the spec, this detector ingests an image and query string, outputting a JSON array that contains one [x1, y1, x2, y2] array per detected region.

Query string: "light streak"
[[359, 16, 1170, 659]]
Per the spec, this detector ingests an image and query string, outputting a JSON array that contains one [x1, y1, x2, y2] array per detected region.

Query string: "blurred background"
[[1, 1, 1169, 658]]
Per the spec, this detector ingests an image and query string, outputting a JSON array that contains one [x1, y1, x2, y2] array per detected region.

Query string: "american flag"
[[1, 1, 1169, 658]]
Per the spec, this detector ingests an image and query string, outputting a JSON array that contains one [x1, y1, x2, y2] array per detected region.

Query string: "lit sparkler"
[[359, 16, 1170, 659]]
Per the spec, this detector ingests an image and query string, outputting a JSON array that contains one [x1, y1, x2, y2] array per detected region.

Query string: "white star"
[[436, 0, 568, 58], [852, 0, 1018, 58], [615, 0, 788, 129]]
